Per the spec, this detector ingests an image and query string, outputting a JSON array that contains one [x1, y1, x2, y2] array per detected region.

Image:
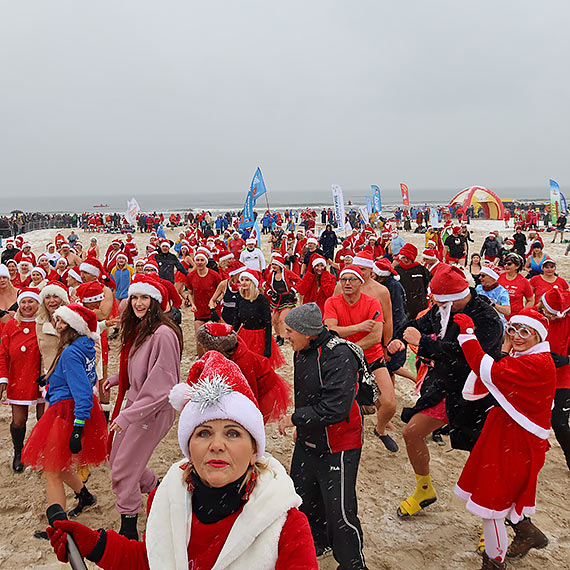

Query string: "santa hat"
[[116, 253, 129, 262], [246, 238, 257, 246], [60, 242, 71, 249], [54, 303, 99, 340], [306, 237, 319, 246], [194, 251, 209, 262], [374, 259, 399, 279], [67, 267, 83, 283], [542, 289, 570, 318], [159, 277, 181, 309], [39, 281, 69, 304], [111, 239, 122, 247], [0, 264, 10, 278], [399, 243, 418, 261], [128, 274, 168, 310], [429, 264, 470, 302], [480, 265, 500, 281], [509, 308, 549, 342], [452, 226, 461, 234], [353, 252, 375, 269], [422, 248, 438, 261], [17, 287, 41, 305], [196, 322, 238, 355], [76, 281, 105, 304], [31, 267, 46, 279], [240, 269, 261, 288], [218, 250, 234, 263], [133, 258, 145, 267], [56, 257, 68, 267], [312, 256, 327, 268], [80, 258, 103, 278], [228, 260, 247, 277], [143, 259, 159, 273], [339, 265, 365, 283], [170, 351, 265, 460], [271, 255, 286, 269], [160, 239, 171, 249], [542, 257, 556, 266]]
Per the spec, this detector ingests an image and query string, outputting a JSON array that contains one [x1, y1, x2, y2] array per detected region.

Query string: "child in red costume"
[[454, 308, 555, 569]]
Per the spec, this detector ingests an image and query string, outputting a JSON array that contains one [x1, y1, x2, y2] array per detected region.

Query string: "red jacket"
[[296, 269, 336, 315]]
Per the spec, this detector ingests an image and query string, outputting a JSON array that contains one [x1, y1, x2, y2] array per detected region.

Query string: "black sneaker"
[[68, 487, 97, 518], [432, 432, 445, 446], [374, 428, 399, 452]]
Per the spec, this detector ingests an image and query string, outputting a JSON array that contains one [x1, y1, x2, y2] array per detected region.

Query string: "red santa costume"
[[296, 256, 337, 315], [264, 255, 300, 312], [0, 288, 43, 406], [454, 308, 555, 565]]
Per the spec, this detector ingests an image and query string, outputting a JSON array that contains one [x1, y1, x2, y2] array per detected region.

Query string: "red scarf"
[[398, 260, 420, 269], [108, 336, 133, 452]]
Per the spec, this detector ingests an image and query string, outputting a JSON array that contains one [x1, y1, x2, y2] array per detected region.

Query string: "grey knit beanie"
[[284, 303, 323, 336]]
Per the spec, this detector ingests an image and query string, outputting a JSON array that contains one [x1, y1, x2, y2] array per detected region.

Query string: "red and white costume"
[[455, 328, 555, 523]]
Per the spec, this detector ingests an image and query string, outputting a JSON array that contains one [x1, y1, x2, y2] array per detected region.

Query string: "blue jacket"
[[46, 336, 97, 422]]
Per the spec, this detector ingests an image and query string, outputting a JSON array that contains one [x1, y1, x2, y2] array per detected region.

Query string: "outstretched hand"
[[453, 313, 475, 334]]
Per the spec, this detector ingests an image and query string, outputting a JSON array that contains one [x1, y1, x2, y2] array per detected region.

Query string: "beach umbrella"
[[10, 209, 23, 214]]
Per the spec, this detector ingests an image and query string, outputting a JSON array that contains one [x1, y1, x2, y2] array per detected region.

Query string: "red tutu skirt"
[[419, 399, 449, 423], [22, 397, 108, 472], [174, 270, 187, 284], [238, 328, 286, 370]]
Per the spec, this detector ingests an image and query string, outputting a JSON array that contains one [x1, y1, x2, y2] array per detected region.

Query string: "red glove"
[[47, 519, 100, 563], [453, 313, 475, 334]]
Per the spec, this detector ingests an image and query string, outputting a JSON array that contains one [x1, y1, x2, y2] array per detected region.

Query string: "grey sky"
[[1, 1, 569, 199]]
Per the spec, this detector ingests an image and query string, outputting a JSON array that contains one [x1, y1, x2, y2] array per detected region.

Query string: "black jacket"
[[395, 263, 432, 319], [155, 251, 188, 283], [400, 290, 503, 451], [291, 329, 363, 454], [1, 247, 19, 264]]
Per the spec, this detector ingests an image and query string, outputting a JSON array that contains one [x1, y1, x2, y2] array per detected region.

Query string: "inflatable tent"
[[448, 186, 504, 220]]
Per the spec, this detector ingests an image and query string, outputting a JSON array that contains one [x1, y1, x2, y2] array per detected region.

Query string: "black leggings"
[[551, 388, 570, 470]]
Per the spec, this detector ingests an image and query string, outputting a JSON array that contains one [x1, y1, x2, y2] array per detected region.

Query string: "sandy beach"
[[1, 219, 569, 570]]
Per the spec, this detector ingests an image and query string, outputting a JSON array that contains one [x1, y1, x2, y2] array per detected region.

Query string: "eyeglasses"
[[339, 277, 361, 283], [505, 325, 534, 339]]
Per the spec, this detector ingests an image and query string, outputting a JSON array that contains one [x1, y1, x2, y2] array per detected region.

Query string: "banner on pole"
[[550, 179, 561, 224], [371, 185, 382, 213], [250, 167, 267, 206], [400, 183, 410, 206], [429, 207, 439, 228], [125, 197, 141, 225], [561, 192, 567, 215], [359, 205, 370, 225], [365, 196, 373, 215], [331, 184, 346, 231], [239, 189, 255, 230]]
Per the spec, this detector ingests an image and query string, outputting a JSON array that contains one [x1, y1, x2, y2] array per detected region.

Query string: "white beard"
[[438, 302, 453, 339]]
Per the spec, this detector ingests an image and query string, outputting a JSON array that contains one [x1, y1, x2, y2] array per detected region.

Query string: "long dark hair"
[[121, 297, 183, 354], [45, 327, 81, 380]]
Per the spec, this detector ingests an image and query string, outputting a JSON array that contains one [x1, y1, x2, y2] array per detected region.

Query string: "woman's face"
[[56, 259, 67, 271], [239, 276, 253, 294], [542, 263, 556, 277], [471, 255, 481, 265], [0, 275, 9, 289], [507, 323, 540, 352], [31, 271, 43, 284], [189, 419, 256, 488], [19, 298, 39, 318], [44, 293, 63, 315], [131, 293, 152, 318], [55, 316, 69, 334], [271, 262, 282, 272], [6, 263, 17, 278]]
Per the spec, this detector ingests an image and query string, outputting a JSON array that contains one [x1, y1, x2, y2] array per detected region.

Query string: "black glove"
[[69, 425, 83, 454], [210, 308, 220, 322], [36, 375, 46, 387]]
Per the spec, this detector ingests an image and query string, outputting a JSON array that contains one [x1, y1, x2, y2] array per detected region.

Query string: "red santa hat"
[[195, 322, 238, 354], [217, 250, 234, 263], [116, 252, 129, 262], [246, 237, 257, 246], [39, 281, 69, 304], [60, 242, 71, 249], [374, 258, 399, 278], [339, 265, 365, 283], [170, 351, 265, 460], [480, 265, 501, 281], [160, 239, 171, 249], [111, 239, 123, 247], [509, 308, 549, 342], [422, 248, 438, 261], [80, 258, 103, 278], [143, 258, 159, 273], [31, 266, 47, 279], [541, 289, 570, 318], [228, 260, 247, 277], [17, 287, 41, 304], [128, 274, 168, 310], [194, 251, 209, 262], [429, 264, 470, 302], [399, 243, 418, 261], [353, 251, 375, 269], [452, 225, 461, 234], [76, 281, 105, 304], [53, 303, 99, 340], [67, 267, 83, 283], [312, 255, 327, 268], [271, 255, 286, 269], [240, 269, 261, 288], [306, 237, 319, 246]]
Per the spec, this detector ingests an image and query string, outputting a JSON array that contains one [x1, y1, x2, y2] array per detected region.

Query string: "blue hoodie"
[[46, 336, 97, 422]]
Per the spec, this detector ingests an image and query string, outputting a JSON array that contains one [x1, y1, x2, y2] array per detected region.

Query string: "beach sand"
[[1, 219, 569, 570]]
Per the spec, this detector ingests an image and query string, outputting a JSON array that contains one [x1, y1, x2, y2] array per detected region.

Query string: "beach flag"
[[550, 179, 561, 224], [561, 192, 567, 215], [371, 185, 382, 213], [359, 205, 370, 225], [331, 184, 346, 232], [250, 167, 267, 206], [400, 183, 410, 206], [365, 196, 373, 215], [125, 197, 141, 224], [239, 189, 254, 230]]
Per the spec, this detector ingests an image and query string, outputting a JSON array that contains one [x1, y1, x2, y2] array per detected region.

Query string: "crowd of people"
[[0, 210, 569, 570]]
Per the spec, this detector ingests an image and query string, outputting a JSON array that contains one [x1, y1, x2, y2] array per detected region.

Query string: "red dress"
[[455, 335, 555, 522], [497, 273, 533, 313], [186, 269, 222, 321], [0, 318, 42, 405], [530, 275, 568, 305]]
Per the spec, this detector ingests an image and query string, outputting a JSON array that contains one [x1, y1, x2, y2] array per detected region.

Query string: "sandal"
[[397, 495, 437, 517]]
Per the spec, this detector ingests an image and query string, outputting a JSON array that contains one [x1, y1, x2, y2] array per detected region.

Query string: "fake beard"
[[438, 302, 453, 339]]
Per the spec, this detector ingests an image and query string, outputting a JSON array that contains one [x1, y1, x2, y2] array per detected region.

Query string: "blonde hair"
[[36, 294, 68, 325], [15, 300, 40, 324], [240, 279, 259, 302]]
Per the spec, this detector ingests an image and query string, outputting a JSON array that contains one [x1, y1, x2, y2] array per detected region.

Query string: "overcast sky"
[[1, 1, 568, 199]]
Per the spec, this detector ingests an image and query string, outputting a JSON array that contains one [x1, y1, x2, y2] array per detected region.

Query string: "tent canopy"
[[448, 186, 505, 220]]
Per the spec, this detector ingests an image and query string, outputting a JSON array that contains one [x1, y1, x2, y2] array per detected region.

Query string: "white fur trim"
[[128, 282, 163, 303], [462, 371, 489, 401], [339, 268, 364, 283], [219, 253, 234, 262], [480, 266, 500, 281], [81, 293, 104, 303], [240, 271, 259, 288], [68, 268, 83, 283], [194, 253, 208, 262], [312, 257, 326, 268], [478, 353, 550, 439], [39, 283, 69, 304], [53, 306, 100, 341], [353, 256, 374, 268], [168, 383, 193, 412], [17, 291, 40, 304], [431, 287, 470, 302], [457, 333, 477, 346], [79, 261, 100, 278], [509, 315, 548, 342], [229, 265, 247, 277]]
